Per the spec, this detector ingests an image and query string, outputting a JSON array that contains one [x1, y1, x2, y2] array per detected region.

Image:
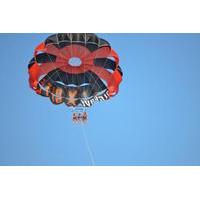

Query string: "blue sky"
[[0, 33, 200, 166]]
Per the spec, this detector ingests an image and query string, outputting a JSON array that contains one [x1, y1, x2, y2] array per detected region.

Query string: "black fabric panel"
[[85, 43, 99, 52], [36, 53, 56, 63], [45, 69, 70, 85], [57, 42, 70, 48], [84, 71, 107, 92], [85, 33, 99, 44], [28, 58, 35, 68], [94, 58, 123, 76], [75, 73, 87, 86], [99, 38, 110, 46], [28, 53, 56, 69], [117, 66, 123, 76], [94, 58, 116, 70], [45, 34, 57, 44]]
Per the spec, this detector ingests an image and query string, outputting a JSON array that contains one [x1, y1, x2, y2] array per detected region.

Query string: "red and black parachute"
[[28, 33, 123, 108]]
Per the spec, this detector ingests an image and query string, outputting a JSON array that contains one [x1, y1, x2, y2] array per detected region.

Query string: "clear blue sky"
[[0, 33, 200, 166]]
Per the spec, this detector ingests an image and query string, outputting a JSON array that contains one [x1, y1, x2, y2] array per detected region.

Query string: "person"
[[72, 113, 78, 123], [82, 112, 87, 123], [78, 113, 82, 123]]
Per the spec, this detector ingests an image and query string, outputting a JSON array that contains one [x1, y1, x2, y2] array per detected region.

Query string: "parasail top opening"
[[68, 57, 82, 67]]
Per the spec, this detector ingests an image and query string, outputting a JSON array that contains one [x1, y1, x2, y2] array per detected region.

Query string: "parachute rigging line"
[[80, 124, 95, 166]]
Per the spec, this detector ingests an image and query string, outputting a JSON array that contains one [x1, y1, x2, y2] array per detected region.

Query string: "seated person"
[[72, 113, 78, 123], [82, 112, 87, 123]]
